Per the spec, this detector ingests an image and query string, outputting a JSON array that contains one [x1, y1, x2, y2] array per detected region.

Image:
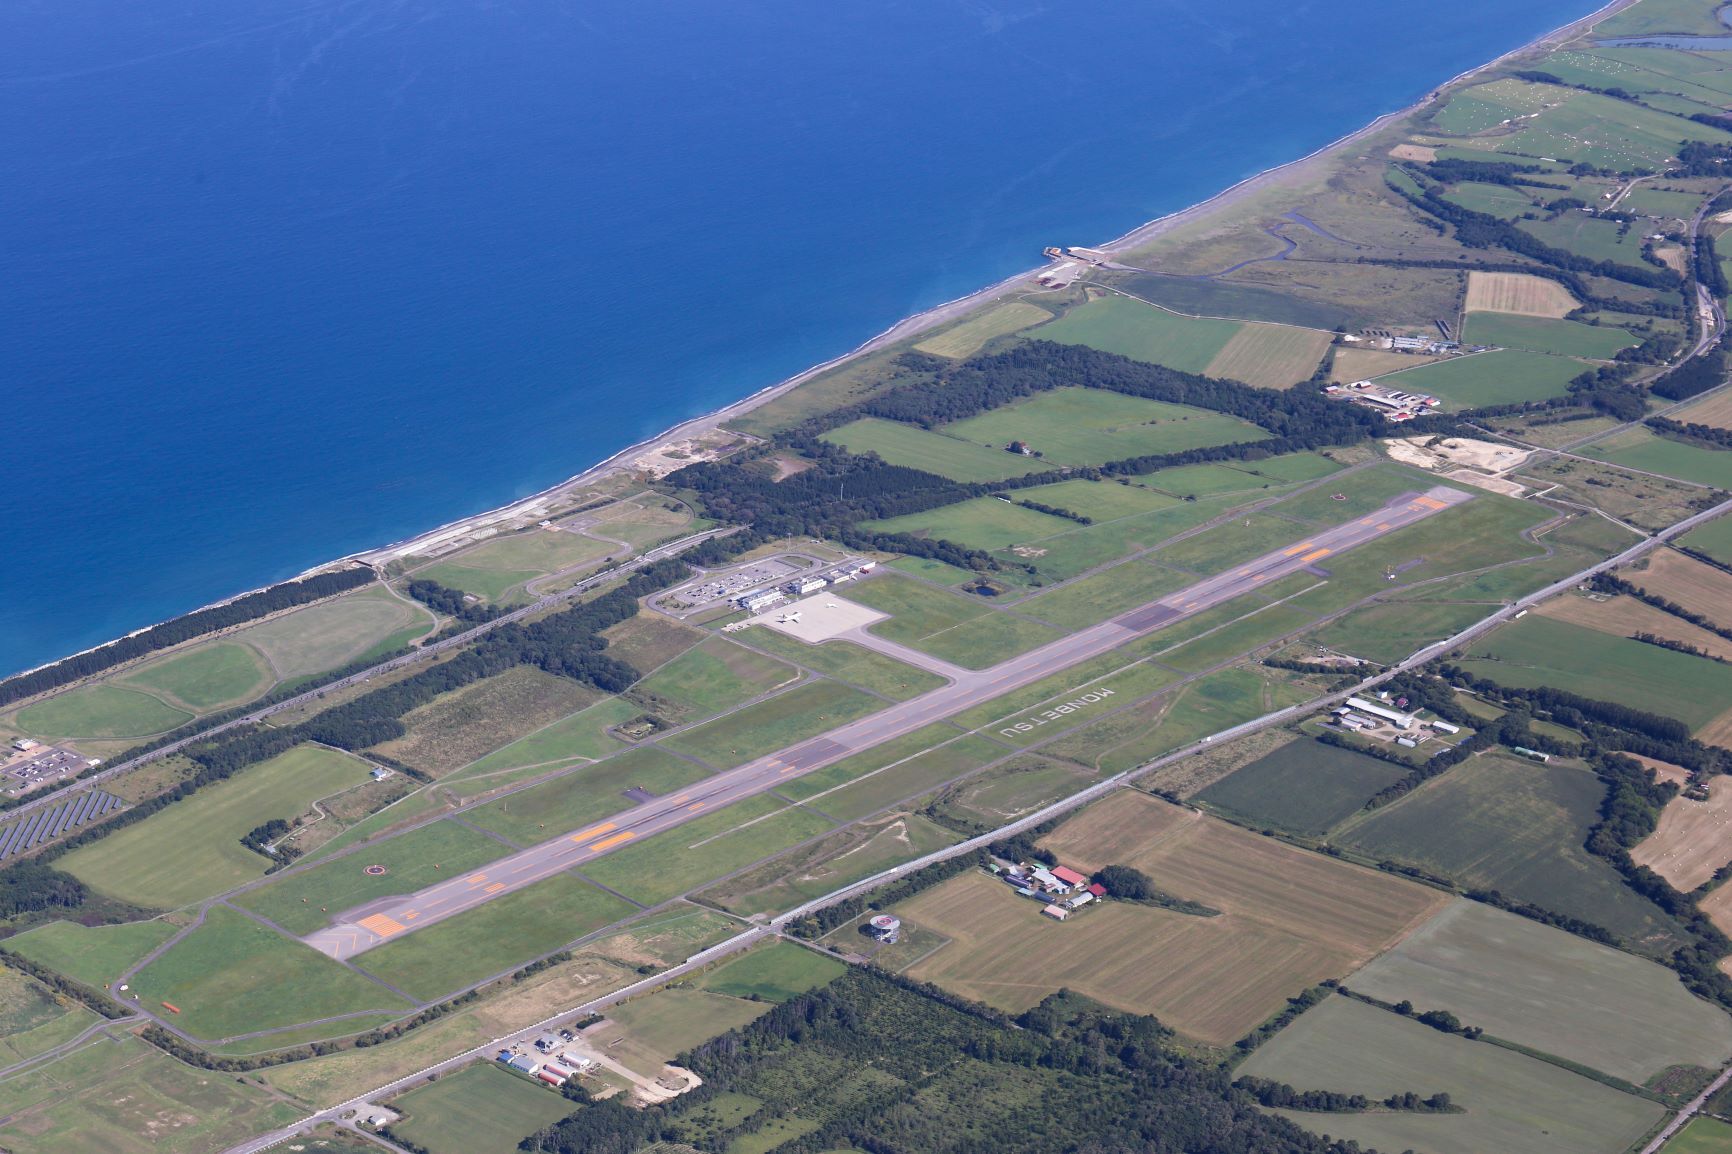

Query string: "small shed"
[[1041, 904, 1069, 921]]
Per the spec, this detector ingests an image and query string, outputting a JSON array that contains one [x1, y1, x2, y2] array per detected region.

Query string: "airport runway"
[[305, 486, 1470, 959]]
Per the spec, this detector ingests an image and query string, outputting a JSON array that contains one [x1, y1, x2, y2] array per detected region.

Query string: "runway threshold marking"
[[484, 882, 507, 894], [465, 874, 487, 884], [357, 913, 408, 938], [1282, 542, 1316, 556], [1415, 495, 1448, 510], [568, 821, 618, 845], [585, 831, 637, 852], [1300, 548, 1332, 563]]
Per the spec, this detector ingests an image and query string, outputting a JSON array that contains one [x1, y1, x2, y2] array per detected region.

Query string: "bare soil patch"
[[1674, 390, 1732, 432], [1465, 271, 1579, 318], [1633, 780, 1732, 891], [1330, 347, 1439, 383], [1632, 550, 1732, 630], [1388, 143, 1438, 162]]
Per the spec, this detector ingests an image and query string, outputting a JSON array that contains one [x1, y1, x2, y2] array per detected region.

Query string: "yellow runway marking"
[[1376, 522, 1391, 532], [586, 831, 637, 853], [568, 821, 618, 845], [465, 874, 487, 884], [1282, 542, 1316, 556], [1415, 496, 1447, 510], [1300, 548, 1332, 563], [358, 913, 408, 938], [687, 801, 707, 810], [484, 882, 507, 894], [673, 794, 690, 804], [404, 910, 419, 920], [1252, 573, 1266, 581]]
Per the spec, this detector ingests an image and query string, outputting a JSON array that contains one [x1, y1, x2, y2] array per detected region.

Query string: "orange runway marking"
[[585, 831, 637, 853], [1282, 542, 1316, 556], [687, 801, 707, 810], [568, 821, 618, 845], [1415, 495, 1447, 510], [465, 874, 487, 884], [1376, 522, 1391, 532], [358, 913, 408, 938], [673, 794, 690, 804], [1300, 548, 1332, 563], [484, 882, 507, 894], [404, 910, 419, 920], [1252, 573, 1267, 581]]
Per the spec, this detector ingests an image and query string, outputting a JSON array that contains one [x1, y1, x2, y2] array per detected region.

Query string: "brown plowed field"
[[1536, 593, 1732, 661], [1464, 271, 1579, 318], [1674, 391, 1732, 432], [1204, 323, 1332, 389], [1632, 550, 1732, 628], [1632, 780, 1732, 891], [1628, 754, 1691, 787], [1329, 347, 1439, 383]]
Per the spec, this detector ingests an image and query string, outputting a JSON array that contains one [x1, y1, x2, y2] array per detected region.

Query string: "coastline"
[[2, 0, 1637, 688]]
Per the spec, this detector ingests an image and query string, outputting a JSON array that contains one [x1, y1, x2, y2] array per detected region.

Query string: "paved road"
[[305, 486, 1470, 960], [0, 528, 735, 835]]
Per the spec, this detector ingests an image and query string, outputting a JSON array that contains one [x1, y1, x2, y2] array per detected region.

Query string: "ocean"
[[0, 0, 1598, 677]]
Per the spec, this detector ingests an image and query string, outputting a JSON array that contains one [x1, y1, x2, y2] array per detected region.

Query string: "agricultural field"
[[660, 679, 881, 768], [912, 300, 1051, 358], [1519, 211, 1653, 266], [13, 683, 191, 740], [939, 386, 1268, 467], [1346, 899, 1732, 1084], [1331, 346, 1440, 381], [1333, 752, 1683, 951], [1034, 294, 1240, 371], [596, 987, 772, 1079], [388, 1062, 573, 1154], [1682, 514, 1732, 567], [700, 810, 960, 916], [632, 636, 799, 717], [60, 744, 373, 910], [1239, 996, 1664, 1154], [820, 417, 1048, 483], [4, 918, 177, 990], [237, 584, 434, 680], [1193, 736, 1408, 836], [1631, 548, 1732, 626], [1633, 778, 1732, 890], [1674, 389, 1732, 431], [1201, 322, 1332, 388], [1598, 0, 1732, 36], [1581, 425, 1732, 489], [1371, 349, 1585, 408], [1673, 1117, 1732, 1154], [1624, 184, 1706, 218], [131, 907, 412, 1041], [1460, 613, 1732, 732], [416, 526, 619, 604], [371, 666, 601, 777], [696, 941, 845, 1002], [1460, 311, 1635, 358], [237, 819, 508, 935], [0, 1033, 302, 1154], [470, 751, 712, 850], [1535, 590, 1732, 660], [1463, 270, 1580, 317], [353, 874, 636, 1000], [1442, 180, 1537, 219]]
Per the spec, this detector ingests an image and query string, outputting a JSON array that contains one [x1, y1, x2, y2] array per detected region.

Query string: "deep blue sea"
[[2, 0, 1597, 676]]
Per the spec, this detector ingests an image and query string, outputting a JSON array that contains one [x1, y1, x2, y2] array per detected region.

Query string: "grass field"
[[1335, 752, 1682, 952], [1673, 1117, 1732, 1154], [389, 1062, 572, 1154], [598, 988, 772, 1078], [454, 696, 639, 778], [1598, 0, 1732, 35], [237, 819, 507, 935], [700, 811, 961, 915], [354, 874, 635, 1000], [1202, 322, 1332, 388], [926, 754, 1100, 829], [732, 631, 944, 701], [1239, 996, 1664, 1154], [418, 527, 617, 603], [1461, 311, 1635, 358], [0, 967, 100, 1065], [132, 907, 412, 1040], [912, 301, 1051, 358], [1193, 737, 1408, 836], [1312, 599, 1494, 665], [464, 746, 714, 844], [61, 744, 372, 909], [1348, 899, 1732, 1084], [583, 793, 836, 907], [241, 585, 433, 680], [15, 683, 191, 739], [940, 386, 1267, 467], [1682, 515, 1732, 567], [1582, 425, 1732, 489], [820, 417, 1048, 482], [633, 636, 799, 717], [1013, 476, 1183, 520], [1036, 294, 1240, 371], [1371, 349, 1585, 408], [1015, 559, 1196, 630], [696, 941, 845, 1001], [1633, 778, 1732, 891], [4, 918, 177, 989], [1635, 549, 1732, 626], [0, 1033, 301, 1154], [1536, 591, 1732, 660], [1332, 346, 1441, 381], [773, 724, 1003, 821], [661, 679, 880, 769], [118, 642, 271, 711], [597, 612, 705, 674], [843, 575, 1003, 649], [1674, 390, 1732, 432], [372, 666, 600, 777], [1519, 211, 1652, 265], [1461, 613, 1732, 732], [1623, 184, 1706, 218]]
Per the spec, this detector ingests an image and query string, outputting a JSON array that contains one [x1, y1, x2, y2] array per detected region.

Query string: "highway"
[[305, 486, 1471, 959], [0, 527, 736, 835]]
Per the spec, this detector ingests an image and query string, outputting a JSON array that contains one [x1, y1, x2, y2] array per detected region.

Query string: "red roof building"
[[1085, 883, 1107, 898], [1051, 866, 1087, 888]]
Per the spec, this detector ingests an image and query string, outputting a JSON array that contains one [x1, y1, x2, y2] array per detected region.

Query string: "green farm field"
[[940, 386, 1267, 467], [1194, 737, 1407, 836], [453, 695, 640, 778], [5, 919, 177, 990], [697, 941, 846, 1001], [1239, 996, 1664, 1154], [598, 988, 772, 1078], [1348, 899, 1732, 1084], [1518, 211, 1652, 265], [1623, 185, 1706, 218], [1598, 0, 1732, 35], [1683, 514, 1732, 566], [1460, 311, 1634, 358], [61, 744, 373, 909], [1036, 294, 1240, 370], [1372, 349, 1584, 408], [14, 683, 191, 740], [1673, 1117, 1732, 1154], [913, 300, 1052, 358], [132, 907, 412, 1040], [389, 1062, 572, 1154], [661, 679, 881, 768], [581, 793, 836, 907], [634, 635, 799, 717], [820, 417, 1048, 483], [1204, 320, 1333, 388], [731, 631, 943, 700], [238, 584, 433, 680], [354, 874, 635, 1000], [1013, 476, 1184, 520], [1461, 613, 1732, 732], [463, 745, 714, 845], [237, 819, 507, 935], [1334, 752, 1682, 951], [416, 526, 619, 603], [1581, 425, 1732, 489], [1442, 180, 1537, 219], [117, 642, 271, 711]]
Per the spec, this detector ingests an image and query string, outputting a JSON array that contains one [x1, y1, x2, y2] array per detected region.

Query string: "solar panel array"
[[0, 790, 124, 860]]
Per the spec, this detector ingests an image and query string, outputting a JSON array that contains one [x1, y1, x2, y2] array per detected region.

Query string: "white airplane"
[[778, 612, 803, 623]]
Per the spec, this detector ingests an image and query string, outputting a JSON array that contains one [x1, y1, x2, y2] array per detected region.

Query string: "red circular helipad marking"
[[364, 864, 388, 876]]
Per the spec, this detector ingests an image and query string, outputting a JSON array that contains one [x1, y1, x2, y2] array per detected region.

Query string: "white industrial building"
[[1345, 696, 1416, 729]]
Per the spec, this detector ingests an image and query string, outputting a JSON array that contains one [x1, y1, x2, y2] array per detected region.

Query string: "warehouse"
[[1345, 696, 1416, 729]]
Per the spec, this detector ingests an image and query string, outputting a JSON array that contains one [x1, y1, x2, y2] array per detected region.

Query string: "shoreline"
[[2, 0, 1637, 688]]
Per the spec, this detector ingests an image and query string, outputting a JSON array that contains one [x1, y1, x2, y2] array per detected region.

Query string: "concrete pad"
[[749, 594, 887, 643]]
